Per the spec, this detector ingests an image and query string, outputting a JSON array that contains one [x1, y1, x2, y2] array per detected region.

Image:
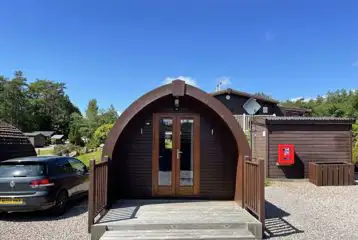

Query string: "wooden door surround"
[[152, 113, 200, 197]]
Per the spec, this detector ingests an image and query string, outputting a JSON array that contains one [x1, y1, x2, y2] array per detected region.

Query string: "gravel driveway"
[[0, 198, 89, 240], [265, 181, 358, 240], [1, 182, 357, 240]]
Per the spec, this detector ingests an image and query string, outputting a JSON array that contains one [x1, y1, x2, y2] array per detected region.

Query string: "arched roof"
[[103, 80, 250, 160]]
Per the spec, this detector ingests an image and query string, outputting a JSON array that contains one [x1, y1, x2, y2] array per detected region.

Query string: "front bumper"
[[0, 192, 56, 212]]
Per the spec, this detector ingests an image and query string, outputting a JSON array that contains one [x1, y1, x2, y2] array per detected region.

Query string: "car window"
[[0, 162, 45, 177], [54, 158, 73, 175], [68, 158, 86, 174]]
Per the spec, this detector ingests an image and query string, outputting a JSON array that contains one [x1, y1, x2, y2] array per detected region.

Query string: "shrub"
[[54, 143, 82, 156], [88, 123, 114, 149]]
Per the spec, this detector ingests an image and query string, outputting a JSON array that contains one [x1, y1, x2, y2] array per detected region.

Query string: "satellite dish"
[[243, 98, 261, 115]]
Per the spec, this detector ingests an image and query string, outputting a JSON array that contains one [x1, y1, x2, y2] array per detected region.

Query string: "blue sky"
[[1, 1, 358, 112]]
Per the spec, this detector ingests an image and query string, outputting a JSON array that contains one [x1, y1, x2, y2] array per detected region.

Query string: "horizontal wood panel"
[[111, 95, 238, 200], [267, 124, 352, 179]]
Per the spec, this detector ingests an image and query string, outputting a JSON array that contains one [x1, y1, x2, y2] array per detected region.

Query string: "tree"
[[0, 71, 29, 130], [89, 123, 114, 148], [84, 99, 100, 138], [99, 104, 118, 125], [254, 92, 273, 100], [0, 71, 80, 135], [68, 112, 86, 145], [27, 79, 80, 136]]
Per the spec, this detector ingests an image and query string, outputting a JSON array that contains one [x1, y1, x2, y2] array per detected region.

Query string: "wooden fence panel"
[[88, 157, 109, 233], [244, 157, 265, 231]]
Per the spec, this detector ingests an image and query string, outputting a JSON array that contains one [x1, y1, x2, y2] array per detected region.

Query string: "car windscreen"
[[0, 162, 46, 177]]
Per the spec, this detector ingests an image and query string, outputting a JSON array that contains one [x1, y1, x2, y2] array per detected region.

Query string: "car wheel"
[[51, 190, 68, 216]]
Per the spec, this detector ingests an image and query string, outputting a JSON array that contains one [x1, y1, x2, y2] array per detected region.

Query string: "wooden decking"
[[91, 199, 262, 240]]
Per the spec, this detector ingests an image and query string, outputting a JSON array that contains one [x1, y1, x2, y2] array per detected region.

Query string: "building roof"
[[0, 121, 36, 162], [278, 105, 312, 113], [32, 131, 55, 137], [253, 116, 355, 125], [24, 132, 45, 137], [210, 88, 279, 104], [51, 134, 64, 139]]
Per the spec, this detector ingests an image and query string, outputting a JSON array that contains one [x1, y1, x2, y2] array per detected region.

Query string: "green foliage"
[[254, 92, 274, 100], [280, 89, 358, 118], [37, 148, 55, 156], [353, 121, 358, 163], [264, 179, 272, 187], [0, 71, 80, 135], [54, 143, 82, 156], [77, 150, 102, 166], [89, 123, 114, 148], [281, 90, 358, 163], [99, 105, 118, 125]]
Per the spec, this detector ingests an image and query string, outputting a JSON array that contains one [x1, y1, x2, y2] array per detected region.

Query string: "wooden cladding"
[[244, 156, 265, 231], [309, 162, 354, 186], [88, 158, 109, 233], [251, 120, 353, 179]]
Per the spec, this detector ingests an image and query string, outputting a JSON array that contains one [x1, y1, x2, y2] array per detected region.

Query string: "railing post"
[[88, 159, 96, 233], [258, 158, 265, 232], [103, 156, 109, 212]]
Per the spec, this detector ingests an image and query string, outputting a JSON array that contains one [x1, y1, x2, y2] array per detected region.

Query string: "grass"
[[37, 148, 55, 156], [77, 150, 102, 166], [265, 179, 272, 187]]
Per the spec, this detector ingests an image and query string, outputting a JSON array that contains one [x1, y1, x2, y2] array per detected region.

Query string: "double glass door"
[[152, 113, 200, 196]]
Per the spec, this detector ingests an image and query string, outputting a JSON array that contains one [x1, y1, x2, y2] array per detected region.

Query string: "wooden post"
[[88, 159, 96, 233], [236, 154, 245, 207], [258, 158, 265, 232]]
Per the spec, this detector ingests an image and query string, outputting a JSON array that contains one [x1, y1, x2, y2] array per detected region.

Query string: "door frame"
[[152, 113, 200, 197]]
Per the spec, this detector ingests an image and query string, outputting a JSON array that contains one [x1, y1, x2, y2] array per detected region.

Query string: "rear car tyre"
[[51, 190, 68, 216]]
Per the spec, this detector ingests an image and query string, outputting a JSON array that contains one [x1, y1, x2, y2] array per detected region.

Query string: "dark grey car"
[[0, 156, 89, 215]]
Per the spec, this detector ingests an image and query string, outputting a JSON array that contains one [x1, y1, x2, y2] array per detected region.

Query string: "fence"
[[309, 162, 354, 186], [234, 114, 275, 135], [88, 157, 109, 233], [244, 156, 265, 230]]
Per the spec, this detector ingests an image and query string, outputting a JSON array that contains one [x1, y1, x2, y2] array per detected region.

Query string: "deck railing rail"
[[88, 157, 109, 233]]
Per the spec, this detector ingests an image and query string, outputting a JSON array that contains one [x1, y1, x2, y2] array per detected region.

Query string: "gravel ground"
[[1, 181, 357, 240], [265, 181, 358, 240], [0, 198, 89, 240]]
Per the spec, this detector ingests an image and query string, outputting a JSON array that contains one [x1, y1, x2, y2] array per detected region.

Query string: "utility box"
[[277, 144, 295, 166]]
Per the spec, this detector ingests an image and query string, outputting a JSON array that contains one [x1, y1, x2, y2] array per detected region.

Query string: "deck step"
[[100, 229, 256, 240], [105, 222, 248, 231]]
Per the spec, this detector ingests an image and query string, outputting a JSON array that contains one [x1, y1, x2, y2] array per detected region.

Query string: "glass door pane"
[[158, 118, 173, 186], [179, 118, 194, 186]]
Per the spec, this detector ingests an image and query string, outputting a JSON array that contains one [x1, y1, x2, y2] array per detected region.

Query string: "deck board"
[[91, 200, 262, 240], [96, 199, 259, 225]]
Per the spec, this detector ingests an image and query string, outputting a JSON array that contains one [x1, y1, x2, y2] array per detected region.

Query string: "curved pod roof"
[[103, 80, 250, 160]]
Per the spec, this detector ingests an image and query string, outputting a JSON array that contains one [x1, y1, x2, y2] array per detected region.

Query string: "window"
[[0, 162, 45, 177], [68, 158, 87, 174], [263, 106, 268, 114], [53, 159, 72, 175]]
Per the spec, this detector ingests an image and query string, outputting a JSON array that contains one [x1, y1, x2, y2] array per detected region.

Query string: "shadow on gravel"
[[264, 201, 304, 239], [0, 196, 88, 222]]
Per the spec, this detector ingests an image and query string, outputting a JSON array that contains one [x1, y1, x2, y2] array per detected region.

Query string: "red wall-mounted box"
[[277, 144, 295, 166]]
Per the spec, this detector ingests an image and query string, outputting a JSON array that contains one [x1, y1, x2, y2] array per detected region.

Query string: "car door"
[[52, 158, 79, 198], [67, 158, 89, 194]]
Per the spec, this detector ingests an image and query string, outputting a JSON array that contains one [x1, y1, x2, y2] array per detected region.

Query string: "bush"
[[54, 143, 82, 156], [88, 123, 114, 149], [353, 141, 358, 164]]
